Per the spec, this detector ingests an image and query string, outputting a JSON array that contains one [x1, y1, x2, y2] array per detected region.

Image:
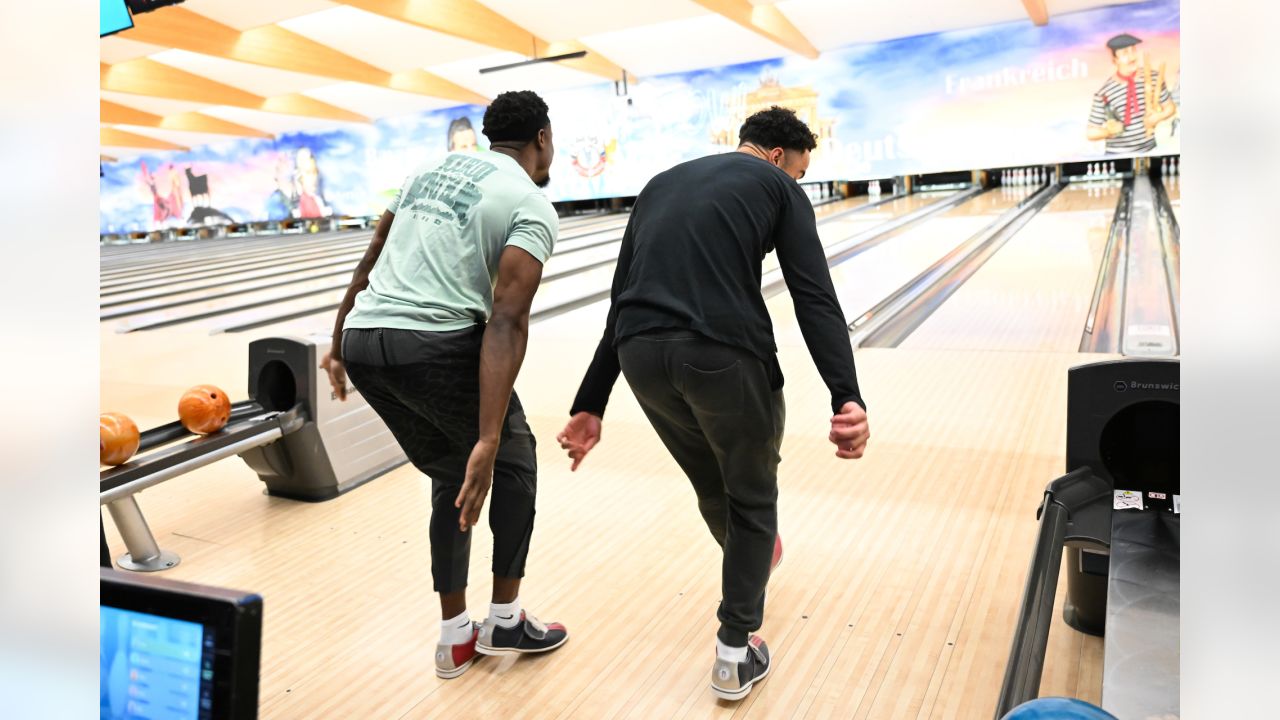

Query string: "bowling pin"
[[1172, 157, 1179, 176]]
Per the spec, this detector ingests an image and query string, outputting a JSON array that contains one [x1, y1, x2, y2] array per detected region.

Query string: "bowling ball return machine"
[[100, 335, 407, 571], [995, 358, 1179, 719]]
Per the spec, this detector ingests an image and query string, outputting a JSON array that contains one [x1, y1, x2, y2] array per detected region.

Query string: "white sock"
[[440, 611, 473, 645], [489, 599, 522, 629], [717, 639, 748, 663]]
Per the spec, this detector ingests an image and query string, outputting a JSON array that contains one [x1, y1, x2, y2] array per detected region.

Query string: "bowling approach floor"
[[100, 182, 1173, 718]]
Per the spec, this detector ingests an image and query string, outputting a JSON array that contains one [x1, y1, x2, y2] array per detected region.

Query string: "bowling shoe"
[[476, 611, 569, 656], [711, 634, 772, 701], [435, 622, 480, 679]]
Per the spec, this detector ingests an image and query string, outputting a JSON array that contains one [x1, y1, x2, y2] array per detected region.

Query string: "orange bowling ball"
[[178, 384, 232, 435], [100, 412, 140, 466]]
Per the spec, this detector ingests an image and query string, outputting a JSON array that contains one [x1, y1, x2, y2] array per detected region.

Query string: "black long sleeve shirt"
[[570, 152, 864, 417]]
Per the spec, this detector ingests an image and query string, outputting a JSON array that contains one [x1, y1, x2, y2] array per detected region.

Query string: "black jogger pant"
[[618, 330, 785, 646], [342, 326, 537, 594]]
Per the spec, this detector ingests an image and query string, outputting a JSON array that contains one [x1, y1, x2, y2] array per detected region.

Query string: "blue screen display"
[[101, 0, 133, 37], [101, 606, 214, 719]]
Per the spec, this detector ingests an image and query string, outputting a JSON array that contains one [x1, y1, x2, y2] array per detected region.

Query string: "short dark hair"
[[482, 91, 550, 144], [738, 106, 817, 152], [447, 116, 474, 149]]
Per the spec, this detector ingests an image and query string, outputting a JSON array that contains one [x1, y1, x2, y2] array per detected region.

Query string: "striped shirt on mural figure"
[[1086, 33, 1177, 155]]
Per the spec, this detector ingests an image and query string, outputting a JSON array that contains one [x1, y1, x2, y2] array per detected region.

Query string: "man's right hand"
[[557, 412, 602, 471], [1104, 119, 1124, 138], [320, 352, 348, 401], [829, 401, 869, 459], [456, 439, 498, 532]]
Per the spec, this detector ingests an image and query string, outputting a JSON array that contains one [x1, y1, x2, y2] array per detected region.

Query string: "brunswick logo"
[[1113, 380, 1179, 393]]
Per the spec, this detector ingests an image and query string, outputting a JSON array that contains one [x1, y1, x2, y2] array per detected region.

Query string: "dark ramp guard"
[[996, 359, 1178, 719], [241, 335, 406, 501]]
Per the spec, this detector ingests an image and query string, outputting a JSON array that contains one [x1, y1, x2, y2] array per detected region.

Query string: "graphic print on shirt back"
[[400, 155, 499, 227]]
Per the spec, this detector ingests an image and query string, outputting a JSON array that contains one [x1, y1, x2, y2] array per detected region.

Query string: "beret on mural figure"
[[1106, 33, 1141, 51]]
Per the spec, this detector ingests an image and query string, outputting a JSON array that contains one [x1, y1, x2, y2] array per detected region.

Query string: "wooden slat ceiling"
[[99, 0, 1126, 154]]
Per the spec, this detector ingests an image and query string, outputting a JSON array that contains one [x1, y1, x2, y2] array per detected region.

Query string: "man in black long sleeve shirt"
[[557, 107, 870, 700]]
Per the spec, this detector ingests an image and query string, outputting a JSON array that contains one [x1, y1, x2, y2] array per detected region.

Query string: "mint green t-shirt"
[[344, 151, 557, 332]]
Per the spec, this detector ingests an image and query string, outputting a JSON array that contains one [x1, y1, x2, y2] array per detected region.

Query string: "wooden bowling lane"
[[814, 193, 874, 219], [154, 232, 630, 335], [100, 231, 371, 279], [101, 315, 1103, 716], [222, 196, 878, 339], [100, 196, 861, 332], [760, 192, 959, 277], [548, 196, 864, 260], [1164, 176, 1181, 222], [107, 272, 354, 334], [897, 183, 1122, 353], [100, 238, 371, 294], [101, 215, 624, 285], [101, 251, 367, 313], [767, 186, 1037, 348], [99, 229, 357, 265], [101, 214, 633, 329], [528, 192, 959, 343]]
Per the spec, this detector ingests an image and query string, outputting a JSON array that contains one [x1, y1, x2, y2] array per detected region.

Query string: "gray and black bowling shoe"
[[476, 611, 569, 656], [711, 635, 771, 701]]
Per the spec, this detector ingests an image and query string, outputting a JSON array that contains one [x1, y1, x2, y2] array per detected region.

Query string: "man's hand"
[[320, 352, 348, 401], [456, 439, 498, 532], [557, 412, 602, 471], [1104, 118, 1124, 138], [829, 401, 869, 459]]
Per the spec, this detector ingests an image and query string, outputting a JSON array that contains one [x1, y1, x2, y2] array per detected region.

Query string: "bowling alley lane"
[[99, 195, 868, 335], [100, 238, 370, 295], [545, 194, 864, 264], [100, 231, 370, 281], [101, 249, 368, 313], [1164, 175, 1181, 221], [527, 192, 958, 343], [100, 217, 627, 332], [767, 185, 1037, 346], [897, 182, 1123, 353], [760, 191, 958, 276]]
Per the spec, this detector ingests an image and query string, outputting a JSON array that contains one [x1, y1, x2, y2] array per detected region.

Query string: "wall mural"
[[100, 0, 1179, 233]]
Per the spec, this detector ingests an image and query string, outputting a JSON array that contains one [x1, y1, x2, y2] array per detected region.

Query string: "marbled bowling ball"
[[100, 412, 140, 466], [178, 384, 231, 435]]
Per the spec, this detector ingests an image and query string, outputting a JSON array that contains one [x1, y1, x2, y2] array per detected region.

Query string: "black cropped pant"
[[342, 326, 537, 594]]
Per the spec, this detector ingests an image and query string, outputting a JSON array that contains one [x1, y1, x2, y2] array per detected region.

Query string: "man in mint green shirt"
[[323, 91, 569, 676]]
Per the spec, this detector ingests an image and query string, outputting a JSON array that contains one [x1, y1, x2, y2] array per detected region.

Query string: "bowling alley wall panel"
[[100, 0, 1179, 233]]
